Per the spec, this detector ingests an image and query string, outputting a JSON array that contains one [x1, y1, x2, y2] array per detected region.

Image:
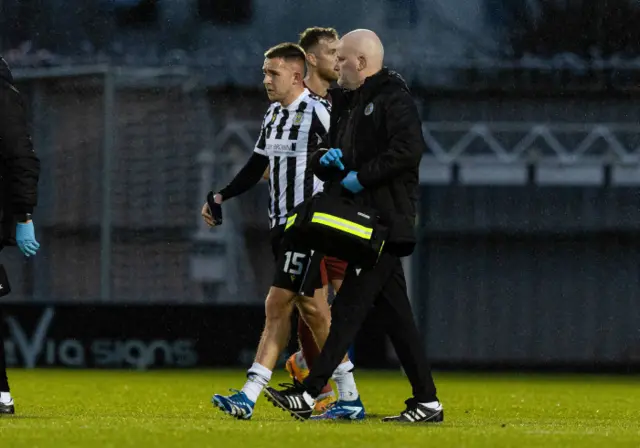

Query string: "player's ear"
[[293, 70, 303, 85], [306, 52, 317, 68]]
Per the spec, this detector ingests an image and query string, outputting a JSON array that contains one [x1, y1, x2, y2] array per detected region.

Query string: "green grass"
[[0, 369, 639, 447]]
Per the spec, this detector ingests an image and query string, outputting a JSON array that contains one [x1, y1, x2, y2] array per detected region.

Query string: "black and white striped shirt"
[[254, 89, 330, 228]]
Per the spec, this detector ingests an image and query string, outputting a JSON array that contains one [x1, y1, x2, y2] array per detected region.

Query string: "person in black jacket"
[[0, 56, 41, 415], [264, 29, 444, 423]]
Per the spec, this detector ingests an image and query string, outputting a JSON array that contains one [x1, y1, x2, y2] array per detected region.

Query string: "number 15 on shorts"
[[275, 249, 322, 296], [283, 251, 308, 275]]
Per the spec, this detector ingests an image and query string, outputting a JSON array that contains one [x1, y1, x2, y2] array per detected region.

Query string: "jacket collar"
[[357, 67, 392, 103]]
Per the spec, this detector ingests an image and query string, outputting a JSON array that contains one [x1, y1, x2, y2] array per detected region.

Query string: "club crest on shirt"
[[364, 102, 374, 116], [293, 111, 305, 126]]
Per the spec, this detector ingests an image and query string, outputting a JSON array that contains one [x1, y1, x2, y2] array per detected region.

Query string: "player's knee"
[[265, 287, 294, 322]]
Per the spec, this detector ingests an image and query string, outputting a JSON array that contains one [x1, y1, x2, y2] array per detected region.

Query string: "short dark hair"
[[264, 42, 306, 64], [298, 27, 339, 52]]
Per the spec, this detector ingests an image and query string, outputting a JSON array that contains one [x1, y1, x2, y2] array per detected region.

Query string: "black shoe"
[[0, 401, 15, 415], [382, 398, 443, 423], [263, 382, 314, 421]]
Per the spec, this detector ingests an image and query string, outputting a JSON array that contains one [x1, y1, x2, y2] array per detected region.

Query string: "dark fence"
[[414, 186, 640, 369]]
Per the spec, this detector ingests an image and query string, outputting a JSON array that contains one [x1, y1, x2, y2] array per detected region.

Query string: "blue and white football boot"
[[212, 389, 255, 420], [310, 396, 366, 421]]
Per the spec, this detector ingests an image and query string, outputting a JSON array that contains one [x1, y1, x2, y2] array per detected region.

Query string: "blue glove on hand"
[[341, 171, 364, 194], [319, 148, 345, 171], [16, 221, 40, 257]]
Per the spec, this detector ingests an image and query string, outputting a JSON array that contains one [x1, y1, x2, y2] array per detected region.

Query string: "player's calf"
[[296, 289, 331, 350], [212, 287, 296, 420]]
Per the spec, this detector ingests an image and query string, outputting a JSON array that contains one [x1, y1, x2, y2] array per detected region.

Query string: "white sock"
[[331, 360, 359, 401], [420, 401, 442, 410], [241, 363, 272, 403], [0, 392, 12, 404], [302, 391, 315, 407]]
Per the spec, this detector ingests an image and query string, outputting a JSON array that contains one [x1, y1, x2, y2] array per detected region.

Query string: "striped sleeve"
[[312, 101, 331, 137], [254, 105, 273, 155]]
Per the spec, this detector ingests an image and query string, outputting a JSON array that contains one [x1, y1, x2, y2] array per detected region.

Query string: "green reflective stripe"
[[285, 214, 297, 230], [311, 212, 373, 240]]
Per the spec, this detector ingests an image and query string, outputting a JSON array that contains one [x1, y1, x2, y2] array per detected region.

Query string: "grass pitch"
[[0, 369, 638, 447]]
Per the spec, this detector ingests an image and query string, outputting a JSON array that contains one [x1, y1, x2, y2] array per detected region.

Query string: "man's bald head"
[[342, 29, 384, 69], [335, 29, 384, 89]]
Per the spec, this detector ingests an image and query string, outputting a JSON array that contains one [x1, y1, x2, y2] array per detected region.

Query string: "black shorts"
[[269, 225, 323, 297]]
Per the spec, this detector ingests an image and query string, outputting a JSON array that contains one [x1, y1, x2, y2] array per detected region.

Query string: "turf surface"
[[0, 369, 638, 447]]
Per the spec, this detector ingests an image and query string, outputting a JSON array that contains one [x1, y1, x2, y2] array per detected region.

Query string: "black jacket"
[[0, 57, 41, 246], [311, 68, 424, 257]]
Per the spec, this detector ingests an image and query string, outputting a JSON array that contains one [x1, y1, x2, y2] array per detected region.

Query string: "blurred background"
[[1, 0, 639, 371]]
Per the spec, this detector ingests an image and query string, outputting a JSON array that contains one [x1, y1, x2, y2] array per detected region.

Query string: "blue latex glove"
[[341, 171, 364, 194], [16, 221, 40, 257], [319, 148, 345, 171]]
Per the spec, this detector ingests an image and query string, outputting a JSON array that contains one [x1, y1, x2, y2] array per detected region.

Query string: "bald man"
[[205, 43, 345, 420], [265, 30, 444, 423]]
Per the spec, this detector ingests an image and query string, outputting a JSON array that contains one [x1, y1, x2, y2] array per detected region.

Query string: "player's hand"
[[202, 192, 223, 227], [320, 148, 345, 170], [201, 202, 215, 227], [15, 221, 40, 257]]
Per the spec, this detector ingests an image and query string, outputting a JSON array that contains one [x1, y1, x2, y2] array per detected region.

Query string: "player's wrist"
[[206, 191, 224, 204], [205, 191, 224, 226]]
